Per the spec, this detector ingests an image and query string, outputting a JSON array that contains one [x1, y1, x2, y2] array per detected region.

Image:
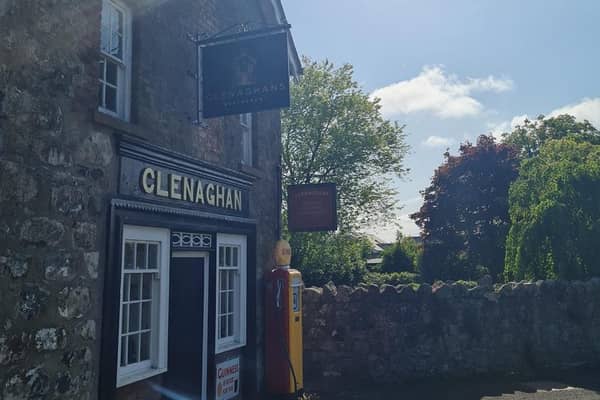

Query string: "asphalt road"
[[307, 369, 600, 400]]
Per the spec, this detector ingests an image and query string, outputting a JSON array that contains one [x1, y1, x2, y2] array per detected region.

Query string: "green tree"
[[380, 236, 422, 273], [282, 59, 409, 284], [282, 58, 409, 228], [411, 135, 520, 282], [504, 139, 600, 281], [502, 114, 600, 158], [289, 232, 371, 287]]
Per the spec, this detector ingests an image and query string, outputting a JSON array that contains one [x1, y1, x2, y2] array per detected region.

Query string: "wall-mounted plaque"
[[287, 183, 337, 232]]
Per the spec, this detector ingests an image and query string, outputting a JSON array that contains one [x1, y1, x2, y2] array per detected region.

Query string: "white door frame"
[[171, 251, 209, 400]]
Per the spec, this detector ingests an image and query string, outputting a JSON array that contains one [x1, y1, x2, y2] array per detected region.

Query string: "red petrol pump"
[[266, 240, 304, 399]]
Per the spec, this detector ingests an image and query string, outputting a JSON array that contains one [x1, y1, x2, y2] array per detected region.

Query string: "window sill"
[[116, 366, 167, 388], [94, 110, 146, 138], [215, 341, 246, 355], [238, 163, 264, 179]]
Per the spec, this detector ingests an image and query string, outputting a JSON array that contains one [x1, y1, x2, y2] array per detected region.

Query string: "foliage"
[[380, 236, 422, 273], [504, 139, 600, 281], [502, 114, 600, 158], [282, 58, 409, 229], [362, 271, 420, 286], [289, 232, 371, 287], [411, 135, 520, 283]]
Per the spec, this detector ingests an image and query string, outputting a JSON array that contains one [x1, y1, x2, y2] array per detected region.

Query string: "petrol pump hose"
[[275, 278, 301, 399]]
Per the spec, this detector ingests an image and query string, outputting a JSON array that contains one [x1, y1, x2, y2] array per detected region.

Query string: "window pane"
[[129, 302, 140, 332], [142, 274, 152, 300], [220, 270, 227, 291], [121, 303, 128, 334], [105, 85, 117, 112], [130, 274, 141, 301], [100, 7, 110, 53], [106, 60, 118, 85], [227, 314, 234, 337], [232, 247, 238, 267], [136, 243, 147, 269], [225, 247, 231, 266], [127, 334, 139, 364], [124, 242, 134, 269], [148, 244, 158, 269], [122, 274, 130, 301], [220, 291, 227, 314], [140, 332, 150, 362], [141, 301, 151, 330], [111, 31, 123, 59], [228, 291, 234, 314], [220, 315, 227, 338], [120, 336, 127, 366], [219, 246, 224, 266]]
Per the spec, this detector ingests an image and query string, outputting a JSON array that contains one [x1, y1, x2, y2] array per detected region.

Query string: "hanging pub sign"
[[287, 183, 338, 232], [201, 28, 290, 118]]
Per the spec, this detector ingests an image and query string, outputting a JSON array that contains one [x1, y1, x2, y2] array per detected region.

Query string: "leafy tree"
[[504, 139, 600, 281], [502, 114, 600, 158], [289, 232, 371, 287], [411, 135, 520, 283], [380, 236, 422, 273], [282, 58, 409, 285], [282, 58, 409, 229]]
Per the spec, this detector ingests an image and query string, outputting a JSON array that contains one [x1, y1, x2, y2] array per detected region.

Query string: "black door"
[[165, 257, 205, 399]]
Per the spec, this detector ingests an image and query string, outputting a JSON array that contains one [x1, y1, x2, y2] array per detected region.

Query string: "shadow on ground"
[[306, 368, 600, 400]]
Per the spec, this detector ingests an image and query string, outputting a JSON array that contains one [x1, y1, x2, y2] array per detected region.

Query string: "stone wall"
[[0, 0, 282, 398], [303, 280, 600, 385]]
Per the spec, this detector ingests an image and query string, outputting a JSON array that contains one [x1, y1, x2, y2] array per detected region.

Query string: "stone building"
[[0, 0, 300, 399]]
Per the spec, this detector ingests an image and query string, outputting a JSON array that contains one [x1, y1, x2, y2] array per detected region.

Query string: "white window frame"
[[99, 0, 132, 121], [240, 113, 253, 166], [117, 225, 170, 388], [215, 233, 247, 354]]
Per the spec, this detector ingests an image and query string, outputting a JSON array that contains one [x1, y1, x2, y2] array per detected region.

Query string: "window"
[[216, 234, 247, 353], [240, 113, 253, 166], [99, 0, 131, 120], [117, 226, 170, 387]]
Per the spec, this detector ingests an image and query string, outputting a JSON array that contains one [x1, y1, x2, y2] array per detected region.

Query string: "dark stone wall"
[[0, 0, 282, 398], [303, 279, 600, 386]]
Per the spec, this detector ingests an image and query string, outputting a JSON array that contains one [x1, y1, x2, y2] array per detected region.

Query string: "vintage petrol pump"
[[266, 240, 303, 399]]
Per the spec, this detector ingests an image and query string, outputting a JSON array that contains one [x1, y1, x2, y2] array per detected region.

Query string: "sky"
[[281, 0, 600, 241]]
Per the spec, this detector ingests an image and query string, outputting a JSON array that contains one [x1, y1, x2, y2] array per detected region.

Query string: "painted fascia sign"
[[216, 357, 240, 400], [201, 28, 290, 118], [287, 183, 338, 232]]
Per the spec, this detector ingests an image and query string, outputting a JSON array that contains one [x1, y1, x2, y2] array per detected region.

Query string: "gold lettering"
[[206, 184, 215, 206], [169, 174, 182, 200], [234, 190, 242, 211], [183, 177, 194, 202], [155, 171, 169, 197], [195, 180, 204, 204], [216, 185, 225, 208], [141, 168, 155, 194], [225, 189, 233, 209]]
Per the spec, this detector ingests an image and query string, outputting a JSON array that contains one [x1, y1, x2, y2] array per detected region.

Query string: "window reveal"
[[216, 234, 247, 353], [117, 226, 169, 387], [99, 0, 131, 120]]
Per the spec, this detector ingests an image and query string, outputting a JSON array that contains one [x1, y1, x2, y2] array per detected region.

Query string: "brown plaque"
[[287, 183, 337, 232]]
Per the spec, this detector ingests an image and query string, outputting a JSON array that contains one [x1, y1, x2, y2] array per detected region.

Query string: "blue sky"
[[282, 0, 600, 240]]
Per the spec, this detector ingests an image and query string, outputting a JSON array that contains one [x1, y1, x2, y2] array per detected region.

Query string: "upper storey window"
[[99, 0, 132, 120]]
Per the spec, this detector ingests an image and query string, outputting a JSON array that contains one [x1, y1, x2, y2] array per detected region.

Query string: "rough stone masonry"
[[303, 279, 600, 386]]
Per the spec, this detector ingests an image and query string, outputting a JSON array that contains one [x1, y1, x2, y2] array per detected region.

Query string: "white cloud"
[[422, 135, 455, 148], [487, 97, 600, 139], [371, 66, 514, 119], [548, 98, 600, 128], [487, 114, 529, 138]]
